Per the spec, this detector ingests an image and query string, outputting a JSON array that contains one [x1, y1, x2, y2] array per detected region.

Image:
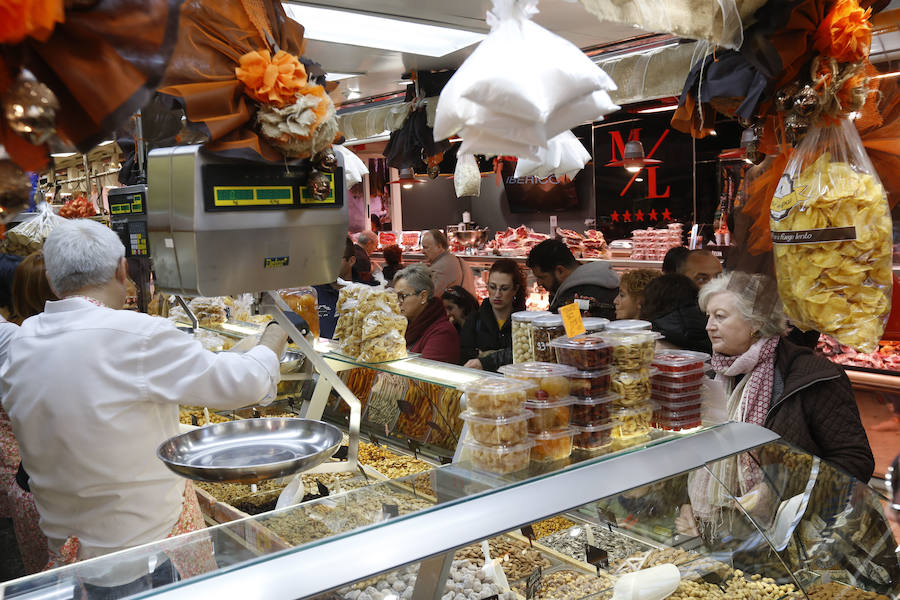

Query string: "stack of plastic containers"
[[511, 310, 552, 363], [597, 330, 660, 444], [650, 350, 711, 431], [498, 362, 577, 462], [459, 378, 536, 474], [531, 315, 566, 362], [550, 335, 618, 452]]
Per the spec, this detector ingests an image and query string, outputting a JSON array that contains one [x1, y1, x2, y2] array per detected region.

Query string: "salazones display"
[[334, 284, 408, 363]]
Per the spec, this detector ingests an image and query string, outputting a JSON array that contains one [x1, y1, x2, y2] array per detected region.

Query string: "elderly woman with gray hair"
[[700, 271, 873, 483], [393, 264, 459, 363]]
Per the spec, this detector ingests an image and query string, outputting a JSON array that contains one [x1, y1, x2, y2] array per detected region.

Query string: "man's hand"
[[675, 504, 700, 536], [464, 358, 483, 370], [258, 323, 289, 358]]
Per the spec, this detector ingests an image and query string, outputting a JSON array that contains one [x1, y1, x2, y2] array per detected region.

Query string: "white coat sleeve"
[[142, 322, 281, 409]]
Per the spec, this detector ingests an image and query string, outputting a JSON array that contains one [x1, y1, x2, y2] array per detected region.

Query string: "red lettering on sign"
[[646, 166, 670, 199], [609, 129, 641, 162]]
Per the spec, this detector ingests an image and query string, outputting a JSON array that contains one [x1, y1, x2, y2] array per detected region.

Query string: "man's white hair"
[[44, 219, 125, 296]]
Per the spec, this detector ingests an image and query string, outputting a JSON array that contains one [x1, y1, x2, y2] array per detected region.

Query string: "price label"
[[483, 596, 499, 600], [559, 302, 585, 337], [526, 566, 542, 599], [316, 480, 330, 497], [382, 503, 399, 519], [520, 525, 536, 547], [368, 432, 381, 447], [407, 438, 421, 457], [397, 400, 416, 416], [333, 445, 349, 461], [597, 505, 618, 528], [585, 544, 609, 573]]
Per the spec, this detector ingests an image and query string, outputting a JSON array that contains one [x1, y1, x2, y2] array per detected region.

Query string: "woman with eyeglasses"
[[460, 259, 526, 371], [393, 264, 460, 363]]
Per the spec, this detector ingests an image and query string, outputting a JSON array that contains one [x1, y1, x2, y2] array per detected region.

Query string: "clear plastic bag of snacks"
[[770, 119, 892, 353]]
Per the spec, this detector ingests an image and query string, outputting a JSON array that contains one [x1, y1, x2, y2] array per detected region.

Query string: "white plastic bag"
[[513, 130, 590, 180], [5, 201, 65, 254], [454, 153, 481, 198], [334, 145, 369, 187]]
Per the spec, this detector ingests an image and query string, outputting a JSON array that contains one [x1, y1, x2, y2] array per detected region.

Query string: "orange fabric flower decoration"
[[235, 49, 307, 107], [813, 0, 872, 63], [0, 0, 64, 44]]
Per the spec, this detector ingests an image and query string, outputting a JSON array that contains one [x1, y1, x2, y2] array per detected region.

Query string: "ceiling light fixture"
[[98, 140, 115, 146], [50, 152, 77, 158], [604, 140, 662, 173], [636, 104, 678, 114], [327, 72, 364, 81], [282, 3, 486, 57], [388, 167, 428, 189]]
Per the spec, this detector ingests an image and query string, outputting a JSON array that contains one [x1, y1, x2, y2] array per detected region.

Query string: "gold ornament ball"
[[308, 172, 331, 200], [314, 148, 338, 173], [0, 159, 33, 215], [2, 78, 60, 146]]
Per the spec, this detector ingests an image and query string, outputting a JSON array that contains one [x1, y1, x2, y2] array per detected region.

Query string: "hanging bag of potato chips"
[[770, 119, 892, 353]]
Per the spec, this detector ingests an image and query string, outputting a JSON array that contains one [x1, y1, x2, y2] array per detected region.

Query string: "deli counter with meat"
[[2, 421, 898, 600]]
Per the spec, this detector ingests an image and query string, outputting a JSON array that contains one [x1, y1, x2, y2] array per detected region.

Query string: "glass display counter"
[[3, 422, 897, 600]]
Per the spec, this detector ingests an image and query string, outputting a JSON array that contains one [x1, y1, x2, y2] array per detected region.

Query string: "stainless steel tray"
[[158, 418, 342, 484]]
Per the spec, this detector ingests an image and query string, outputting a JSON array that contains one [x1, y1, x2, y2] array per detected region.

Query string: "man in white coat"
[[1, 219, 288, 587]]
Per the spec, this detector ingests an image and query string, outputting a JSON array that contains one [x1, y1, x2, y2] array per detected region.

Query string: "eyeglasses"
[[396, 291, 416, 302], [488, 283, 514, 294]]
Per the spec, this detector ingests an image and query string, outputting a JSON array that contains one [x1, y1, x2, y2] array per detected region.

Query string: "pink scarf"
[[711, 336, 780, 427]]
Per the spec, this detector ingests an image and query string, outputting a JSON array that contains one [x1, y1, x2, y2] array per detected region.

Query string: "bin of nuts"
[[459, 377, 534, 418], [611, 369, 657, 407], [611, 404, 654, 439], [460, 410, 532, 446], [462, 438, 534, 474], [572, 421, 617, 451], [567, 367, 614, 399], [498, 362, 575, 401], [523, 396, 574, 433], [511, 310, 551, 363], [571, 392, 616, 427], [598, 331, 659, 370], [550, 336, 612, 371], [531, 315, 567, 362], [530, 428, 575, 462]]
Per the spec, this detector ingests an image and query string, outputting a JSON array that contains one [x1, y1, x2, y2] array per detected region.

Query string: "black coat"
[[766, 339, 874, 484], [460, 300, 514, 372], [650, 303, 713, 355]]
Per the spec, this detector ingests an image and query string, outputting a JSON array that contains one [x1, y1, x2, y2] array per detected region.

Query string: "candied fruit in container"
[[460, 410, 532, 446], [597, 331, 659, 371], [523, 397, 574, 433], [651, 350, 710, 373], [611, 368, 657, 407], [550, 336, 613, 370], [650, 376, 704, 395], [567, 367, 614, 399], [530, 428, 575, 462], [653, 409, 702, 431], [532, 315, 567, 362], [611, 404, 654, 439], [463, 439, 534, 474], [605, 319, 652, 332], [571, 392, 616, 427], [498, 362, 575, 401], [459, 377, 534, 418], [572, 421, 617, 450], [652, 368, 707, 385]]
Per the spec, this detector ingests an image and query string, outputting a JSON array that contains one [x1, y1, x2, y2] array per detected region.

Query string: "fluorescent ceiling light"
[[98, 140, 115, 146], [283, 3, 486, 57], [51, 152, 77, 158], [327, 72, 363, 81], [637, 105, 678, 114]]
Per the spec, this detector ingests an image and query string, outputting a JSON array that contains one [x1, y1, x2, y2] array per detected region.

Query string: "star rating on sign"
[[623, 210, 632, 222], [661, 208, 672, 221], [648, 209, 658, 222], [611, 210, 620, 222], [635, 209, 644, 222]]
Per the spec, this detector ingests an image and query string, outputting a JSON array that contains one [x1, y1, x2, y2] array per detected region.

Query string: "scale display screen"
[[202, 163, 343, 212], [109, 189, 146, 215]]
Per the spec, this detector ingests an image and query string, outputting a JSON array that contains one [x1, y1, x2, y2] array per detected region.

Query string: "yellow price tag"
[[559, 302, 585, 338]]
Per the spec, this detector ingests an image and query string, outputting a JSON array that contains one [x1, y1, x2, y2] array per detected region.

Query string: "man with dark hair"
[[312, 237, 356, 338], [421, 229, 476, 297], [526, 239, 618, 319], [662, 246, 690, 275], [678, 249, 722, 287]]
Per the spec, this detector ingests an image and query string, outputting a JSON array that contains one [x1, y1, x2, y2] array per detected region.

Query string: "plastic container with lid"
[[652, 368, 708, 385], [460, 410, 532, 446], [652, 350, 710, 373], [582, 317, 610, 333], [523, 396, 575, 433], [650, 373, 706, 394], [530, 428, 575, 462], [598, 331, 659, 370], [550, 336, 613, 371], [571, 392, 617, 427], [459, 377, 535, 417], [572, 421, 617, 450], [611, 368, 657, 407], [531, 315, 566, 362], [463, 438, 534, 474], [605, 319, 652, 332], [653, 410, 702, 431], [498, 362, 575, 401], [511, 310, 552, 364], [653, 398, 702, 415], [567, 367, 614, 399], [651, 387, 702, 413], [611, 404, 654, 439]]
